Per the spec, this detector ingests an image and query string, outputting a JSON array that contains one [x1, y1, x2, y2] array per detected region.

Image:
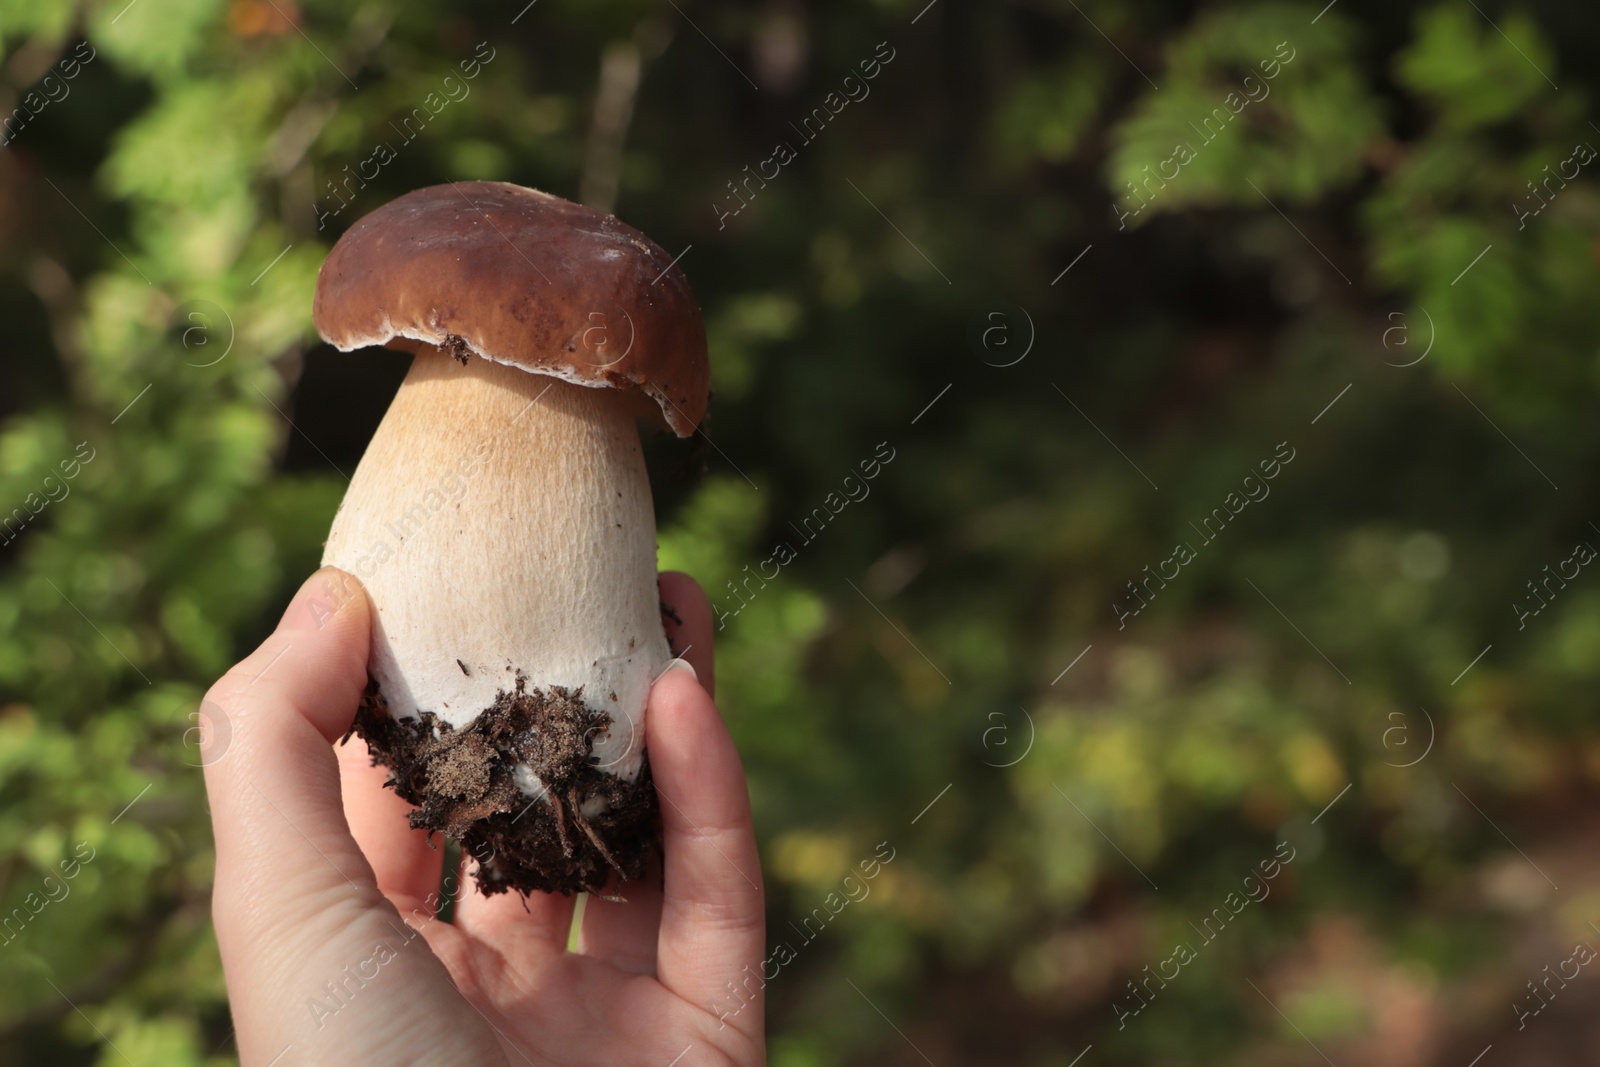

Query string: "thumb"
[[203, 567, 374, 917], [202, 569, 432, 1053], [204, 570, 505, 1064], [206, 575, 505, 1067]]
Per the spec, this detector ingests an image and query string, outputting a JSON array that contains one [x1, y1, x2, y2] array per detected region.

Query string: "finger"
[[459, 574, 710, 960], [649, 664, 764, 1028], [659, 571, 714, 698], [202, 568, 475, 1060], [339, 734, 446, 921], [450, 849, 578, 947], [203, 567, 381, 934], [576, 865, 665, 975], [579, 573, 712, 975], [451, 878, 579, 948]]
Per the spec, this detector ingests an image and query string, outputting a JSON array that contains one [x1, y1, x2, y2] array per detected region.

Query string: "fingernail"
[[659, 657, 698, 682], [284, 566, 364, 633]]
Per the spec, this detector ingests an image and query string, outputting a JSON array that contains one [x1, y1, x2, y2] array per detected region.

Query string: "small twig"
[[570, 788, 626, 880], [550, 791, 572, 858]]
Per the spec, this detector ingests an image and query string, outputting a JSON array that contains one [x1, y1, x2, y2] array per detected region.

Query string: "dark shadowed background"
[[3, 0, 1600, 1063]]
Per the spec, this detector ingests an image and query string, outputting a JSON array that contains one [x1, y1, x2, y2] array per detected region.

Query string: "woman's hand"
[[202, 568, 764, 1066]]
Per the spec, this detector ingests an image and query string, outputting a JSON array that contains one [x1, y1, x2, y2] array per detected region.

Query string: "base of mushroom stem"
[[345, 675, 661, 897]]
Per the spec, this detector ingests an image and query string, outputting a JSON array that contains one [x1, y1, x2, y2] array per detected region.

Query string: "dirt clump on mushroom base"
[[346, 675, 660, 897]]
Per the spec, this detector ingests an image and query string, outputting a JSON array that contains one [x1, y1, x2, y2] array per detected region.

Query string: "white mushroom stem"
[[322, 346, 671, 788]]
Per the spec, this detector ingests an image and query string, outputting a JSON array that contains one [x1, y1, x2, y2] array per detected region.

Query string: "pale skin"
[[202, 567, 765, 1066]]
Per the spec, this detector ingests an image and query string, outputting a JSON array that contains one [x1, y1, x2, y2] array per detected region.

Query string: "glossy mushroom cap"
[[313, 181, 709, 437]]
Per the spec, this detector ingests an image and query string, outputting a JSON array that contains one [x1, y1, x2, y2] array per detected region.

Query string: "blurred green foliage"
[[2, 0, 1599, 1064]]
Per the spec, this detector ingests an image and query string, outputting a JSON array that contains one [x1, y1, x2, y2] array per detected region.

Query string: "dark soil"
[[346, 674, 660, 897]]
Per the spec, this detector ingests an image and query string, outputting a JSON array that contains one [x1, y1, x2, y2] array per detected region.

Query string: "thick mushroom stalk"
[[324, 348, 667, 768], [312, 182, 710, 896]]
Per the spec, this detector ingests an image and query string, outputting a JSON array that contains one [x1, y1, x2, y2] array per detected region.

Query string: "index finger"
[[647, 620, 763, 1036], [659, 570, 714, 698]]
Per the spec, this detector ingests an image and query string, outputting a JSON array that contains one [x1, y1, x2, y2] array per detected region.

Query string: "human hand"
[[202, 567, 765, 1066]]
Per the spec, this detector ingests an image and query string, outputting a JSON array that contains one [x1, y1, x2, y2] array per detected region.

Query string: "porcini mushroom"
[[312, 181, 708, 896]]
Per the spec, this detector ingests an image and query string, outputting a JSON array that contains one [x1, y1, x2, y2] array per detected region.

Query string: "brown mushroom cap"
[[313, 181, 709, 437]]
